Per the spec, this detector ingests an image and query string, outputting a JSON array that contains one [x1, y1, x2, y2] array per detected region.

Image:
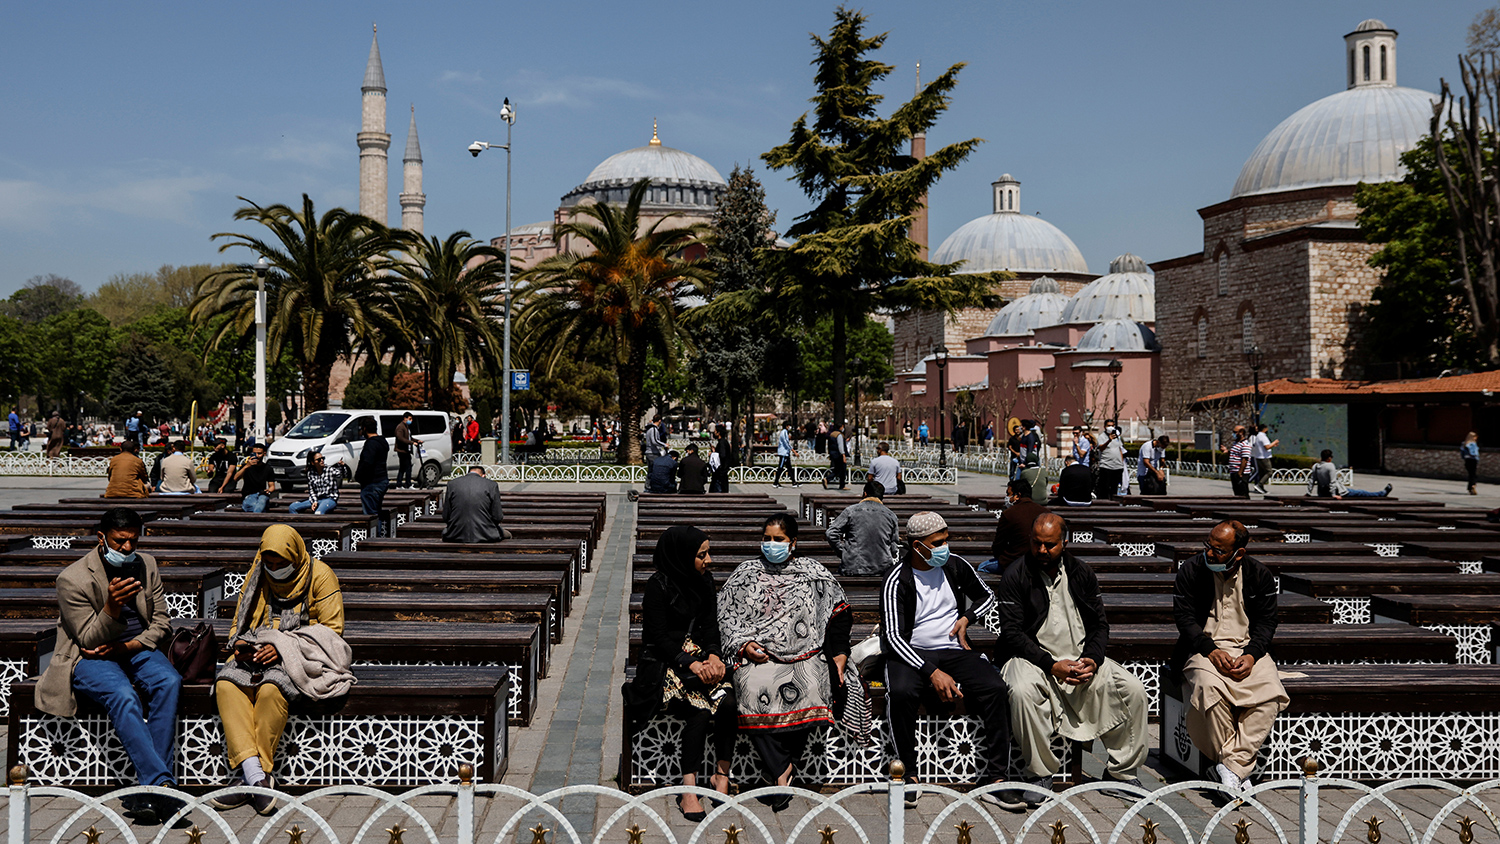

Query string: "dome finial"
[[650, 118, 661, 146], [1344, 20, 1397, 89]]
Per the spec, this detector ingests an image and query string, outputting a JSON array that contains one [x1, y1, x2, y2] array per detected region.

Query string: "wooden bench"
[[0, 619, 59, 716], [0, 566, 227, 618], [145, 520, 353, 557], [1371, 594, 1500, 664], [1281, 573, 1500, 626], [1155, 540, 1393, 562], [7, 666, 509, 789]]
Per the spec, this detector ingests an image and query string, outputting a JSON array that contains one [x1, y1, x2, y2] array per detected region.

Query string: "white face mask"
[[265, 563, 297, 581]]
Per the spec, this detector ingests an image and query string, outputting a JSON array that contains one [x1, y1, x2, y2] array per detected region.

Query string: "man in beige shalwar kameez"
[[996, 514, 1149, 805], [1172, 521, 1288, 791]]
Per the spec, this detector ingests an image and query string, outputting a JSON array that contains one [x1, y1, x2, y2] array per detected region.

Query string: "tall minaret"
[[401, 106, 425, 233], [911, 62, 928, 261], [358, 25, 390, 225]]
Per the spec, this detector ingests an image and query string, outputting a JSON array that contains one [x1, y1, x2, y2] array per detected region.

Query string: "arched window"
[[1349, 49, 1356, 86], [1241, 312, 1255, 353], [1380, 45, 1387, 80], [1196, 317, 1208, 359], [1363, 45, 1370, 81], [1217, 252, 1229, 296]]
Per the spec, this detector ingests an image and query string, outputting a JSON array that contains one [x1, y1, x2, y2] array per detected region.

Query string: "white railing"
[[4, 761, 1497, 844], [0, 451, 160, 476], [449, 462, 957, 485]]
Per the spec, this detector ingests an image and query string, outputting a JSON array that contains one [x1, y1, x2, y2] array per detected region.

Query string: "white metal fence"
[[5, 761, 1496, 844], [448, 457, 957, 486]]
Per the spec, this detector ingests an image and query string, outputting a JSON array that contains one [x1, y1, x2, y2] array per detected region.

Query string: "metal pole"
[[1252, 365, 1261, 427], [1112, 373, 1120, 424], [254, 279, 266, 446], [501, 114, 513, 465], [938, 364, 947, 470]]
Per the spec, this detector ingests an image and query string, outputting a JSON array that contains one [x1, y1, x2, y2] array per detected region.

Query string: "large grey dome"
[[984, 277, 1070, 336], [933, 213, 1089, 275], [1076, 319, 1159, 353], [1060, 254, 1155, 325], [562, 131, 727, 211]]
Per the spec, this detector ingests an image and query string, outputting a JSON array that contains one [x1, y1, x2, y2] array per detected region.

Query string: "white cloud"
[[507, 70, 658, 108], [262, 134, 346, 169], [440, 69, 485, 84], [0, 165, 221, 231]]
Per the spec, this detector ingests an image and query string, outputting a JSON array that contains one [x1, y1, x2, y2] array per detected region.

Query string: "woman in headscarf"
[[718, 514, 868, 811], [209, 525, 346, 815], [623, 525, 733, 822]]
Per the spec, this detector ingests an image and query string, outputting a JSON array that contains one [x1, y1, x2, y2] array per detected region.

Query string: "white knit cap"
[[906, 511, 947, 539]]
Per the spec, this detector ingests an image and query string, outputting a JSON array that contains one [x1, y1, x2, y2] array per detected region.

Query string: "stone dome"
[[932, 175, 1089, 275], [1076, 319, 1159, 353], [561, 128, 727, 211], [1060, 254, 1155, 325], [984, 276, 1071, 336], [1354, 18, 1391, 32]]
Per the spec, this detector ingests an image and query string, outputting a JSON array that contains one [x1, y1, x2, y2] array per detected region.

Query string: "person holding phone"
[[227, 444, 276, 512], [34, 508, 185, 826]]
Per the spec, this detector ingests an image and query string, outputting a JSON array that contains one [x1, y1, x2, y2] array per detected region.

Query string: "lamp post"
[[250, 257, 269, 446], [1107, 358, 1123, 426], [933, 347, 949, 470], [420, 335, 433, 409], [851, 356, 863, 465], [1246, 344, 1264, 426], [469, 97, 516, 462]]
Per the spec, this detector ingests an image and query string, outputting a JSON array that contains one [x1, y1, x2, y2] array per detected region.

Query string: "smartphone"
[[235, 643, 257, 659]]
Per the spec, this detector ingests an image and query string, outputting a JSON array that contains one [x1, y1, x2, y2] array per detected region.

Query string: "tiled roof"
[[1199, 372, 1500, 403]]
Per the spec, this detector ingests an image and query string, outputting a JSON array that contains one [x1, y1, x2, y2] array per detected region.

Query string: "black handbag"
[[166, 622, 219, 684]]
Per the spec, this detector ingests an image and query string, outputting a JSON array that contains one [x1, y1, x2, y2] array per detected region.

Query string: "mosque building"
[[1153, 19, 1437, 400]]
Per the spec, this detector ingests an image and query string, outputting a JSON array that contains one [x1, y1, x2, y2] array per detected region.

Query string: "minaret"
[[358, 24, 390, 225], [911, 62, 928, 261], [401, 106, 425, 233]]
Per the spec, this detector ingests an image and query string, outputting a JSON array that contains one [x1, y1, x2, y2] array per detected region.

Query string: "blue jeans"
[[1343, 488, 1389, 498], [72, 648, 181, 786], [241, 492, 269, 513], [289, 497, 336, 514], [361, 479, 388, 518]]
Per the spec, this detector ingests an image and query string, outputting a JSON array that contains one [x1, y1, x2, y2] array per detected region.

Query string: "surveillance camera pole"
[[251, 257, 269, 448], [470, 98, 516, 463]]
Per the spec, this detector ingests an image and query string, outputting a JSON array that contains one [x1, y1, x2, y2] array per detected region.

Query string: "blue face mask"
[[761, 541, 791, 564], [1205, 561, 1229, 573], [102, 545, 137, 567], [923, 543, 951, 568]]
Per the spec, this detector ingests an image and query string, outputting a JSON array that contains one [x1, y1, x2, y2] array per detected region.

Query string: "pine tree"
[[758, 6, 1002, 424], [107, 336, 177, 424]]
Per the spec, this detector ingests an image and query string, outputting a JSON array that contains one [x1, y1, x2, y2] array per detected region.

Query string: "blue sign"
[[511, 371, 531, 391]]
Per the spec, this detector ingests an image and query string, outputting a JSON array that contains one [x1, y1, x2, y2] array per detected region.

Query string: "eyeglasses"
[[1202, 541, 1239, 560]]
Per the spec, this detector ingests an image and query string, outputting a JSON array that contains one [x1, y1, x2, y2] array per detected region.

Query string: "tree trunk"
[[616, 341, 648, 465], [831, 308, 847, 427]]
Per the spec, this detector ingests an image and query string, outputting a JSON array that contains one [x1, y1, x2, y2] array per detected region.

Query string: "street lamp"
[[850, 356, 863, 465], [469, 96, 516, 463], [249, 257, 269, 446], [1245, 344, 1264, 426], [420, 335, 433, 409], [933, 347, 949, 470], [1107, 358, 1124, 426]]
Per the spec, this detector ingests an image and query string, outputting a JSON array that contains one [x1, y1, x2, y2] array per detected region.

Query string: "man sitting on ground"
[[443, 464, 512, 542], [1306, 450, 1392, 498], [157, 440, 199, 495], [880, 512, 1022, 810], [826, 479, 900, 576], [646, 450, 679, 494], [997, 513, 1149, 803], [35, 508, 184, 825], [1173, 520, 1288, 792], [986, 476, 1048, 572], [1053, 456, 1093, 506], [105, 439, 151, 499], [290, 450, 340, 514], [677, 444, 708, 495]]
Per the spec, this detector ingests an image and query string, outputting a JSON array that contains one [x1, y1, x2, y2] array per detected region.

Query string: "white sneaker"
[[1214, 764, 1241, 791]]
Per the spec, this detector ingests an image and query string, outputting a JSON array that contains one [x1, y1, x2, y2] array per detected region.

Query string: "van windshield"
[[284, 412, 350, 439]]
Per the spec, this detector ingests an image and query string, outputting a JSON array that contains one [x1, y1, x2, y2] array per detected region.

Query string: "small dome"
[[1028, 276, 1062, 294], [1060, 256, 1155, 324], [984, 284, 1071, 336], [933, 213, 1089, 275], [1354, 18, 1391, 31], [1076, 319, 1159, 353]]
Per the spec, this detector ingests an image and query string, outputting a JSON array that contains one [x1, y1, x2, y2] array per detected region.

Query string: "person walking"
[[7, 407, 19, 451], [1226, 427, 1254, 499], [290, 451, 341, 514], [1462, 432, 1480, 495], [45, 410, 66, 458], [464, 415, 481, 454], [1250, 424, 1279, 494], [825, 480, 900, 575], [772, 421, 799, 488], [1094, 425, 1127, 500], [709, 425, 732, 494], [822, 422, 849, 490], [354, 418, 389, 525], [918, 420, 929, 447], [394, 412, 415, 489]]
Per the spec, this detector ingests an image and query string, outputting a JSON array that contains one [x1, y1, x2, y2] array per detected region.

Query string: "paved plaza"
[[6, 468, 1498, 842]]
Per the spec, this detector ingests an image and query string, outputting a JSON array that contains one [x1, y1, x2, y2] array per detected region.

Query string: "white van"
[[267, 409, 454, 488]]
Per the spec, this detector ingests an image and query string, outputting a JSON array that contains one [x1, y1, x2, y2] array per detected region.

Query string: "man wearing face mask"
[[997, 512, 1148, 804], [1094, 425, 1127, 500], [880, 512, 1022, 810], [1172, 521, 1287, 792], [35, 508, 185, 826]]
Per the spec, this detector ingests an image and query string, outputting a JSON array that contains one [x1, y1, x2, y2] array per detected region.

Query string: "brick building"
[[1154, 20, 1438, 403]]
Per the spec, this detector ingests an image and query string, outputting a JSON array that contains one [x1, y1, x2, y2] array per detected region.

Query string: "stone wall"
[[1383, 444, 1500, 482], [1308, 240, 1382, 378]]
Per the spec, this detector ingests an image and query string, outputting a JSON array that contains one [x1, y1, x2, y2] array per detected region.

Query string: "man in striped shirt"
[[1226, 426, 1254, 499]]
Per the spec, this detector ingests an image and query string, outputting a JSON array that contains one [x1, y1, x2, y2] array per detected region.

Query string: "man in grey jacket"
[[826, 480, 900, 575], [443, 466, 513, 542]]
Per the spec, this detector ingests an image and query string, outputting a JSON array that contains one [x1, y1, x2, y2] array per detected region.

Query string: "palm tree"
[[385, 230, 506, 412], [190, 195, 403, 412], [518, 179, 712, 464]]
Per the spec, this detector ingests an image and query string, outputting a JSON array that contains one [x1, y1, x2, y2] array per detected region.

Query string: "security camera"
[[468, 142, 484, 157]]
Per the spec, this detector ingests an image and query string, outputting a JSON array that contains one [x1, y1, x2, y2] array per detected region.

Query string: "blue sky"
[[0, 1, 1488, 296]]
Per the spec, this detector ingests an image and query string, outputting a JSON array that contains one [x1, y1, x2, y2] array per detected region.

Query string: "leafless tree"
[[1063, 371, 1111, 428], [975, 376, 1018, 443], [1155, 380, 1200, 462], [1019, 377, 1059, 446]]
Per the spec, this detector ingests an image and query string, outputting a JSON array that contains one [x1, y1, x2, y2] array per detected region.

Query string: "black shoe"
[[1016, 775, 1051, 808], [675, 794, 706, 822], [251, 776, 278, 816], [123, 795, 159, 826], [1384, 483, 1393, 495], [980, 781, 1028, 812], [820, 476, 828, 490], [154, 794, 192, 829]]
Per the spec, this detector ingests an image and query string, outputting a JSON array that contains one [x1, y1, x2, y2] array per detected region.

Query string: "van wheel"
[[418, 461, 442, 488]]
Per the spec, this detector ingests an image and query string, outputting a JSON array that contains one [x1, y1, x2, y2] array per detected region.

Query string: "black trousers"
[[1095, 467, 1123, 499], [828, 458, 848, 489], [709, 468, 730, 493], [773, 455, 793, 485], [1467, 457, 1479, 487], [671, 698, 738, 779], [1230, 473, 1250, 498], [1138, 473, 1165, 495], [885, 649, 1011, 780], [396, 450, 412, 487], [748, 726, 813, 781]]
